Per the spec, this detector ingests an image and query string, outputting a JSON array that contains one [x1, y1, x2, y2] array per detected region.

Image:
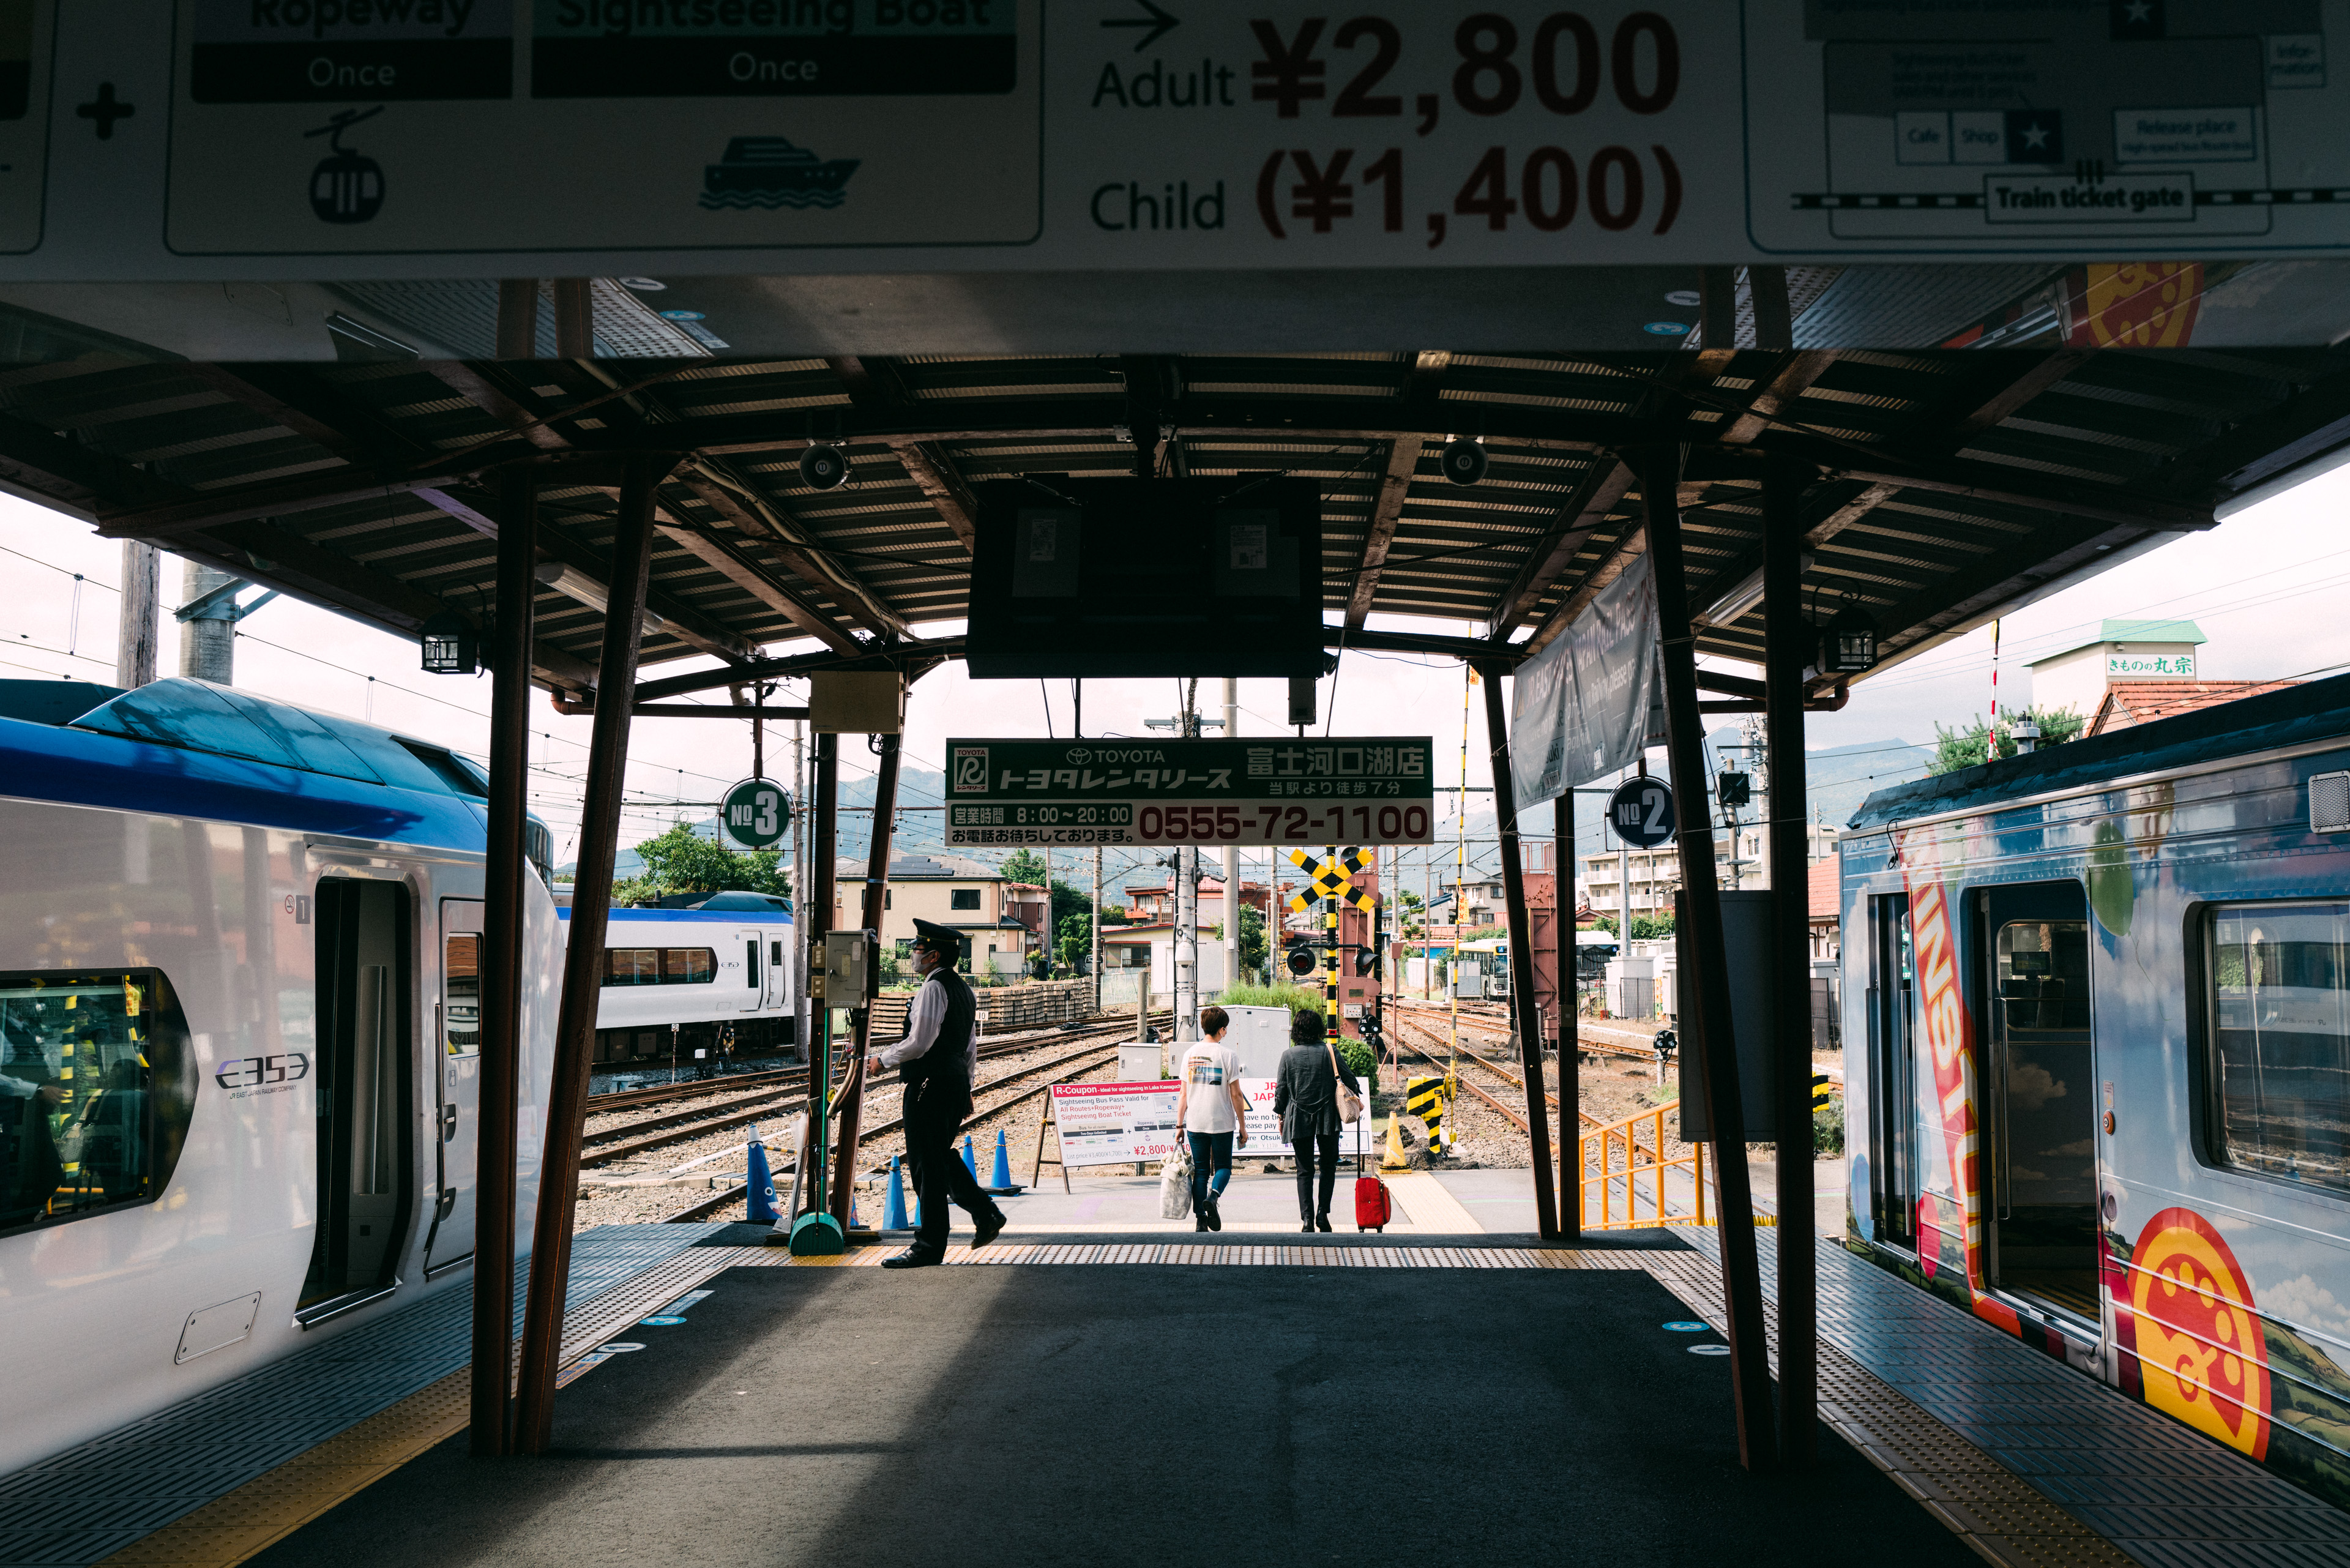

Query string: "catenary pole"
[[832, 728, 901, 1225]]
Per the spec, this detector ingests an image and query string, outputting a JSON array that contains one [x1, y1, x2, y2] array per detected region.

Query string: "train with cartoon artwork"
[[0, 676, 565, 1478], [1839, 672, 2350, 1506]]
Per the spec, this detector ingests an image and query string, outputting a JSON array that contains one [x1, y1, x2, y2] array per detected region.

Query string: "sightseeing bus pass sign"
[[945, 737, 1434, 848]]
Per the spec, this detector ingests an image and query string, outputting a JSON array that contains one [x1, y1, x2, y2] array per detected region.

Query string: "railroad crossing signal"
[[1287, 846, 1376, 912]]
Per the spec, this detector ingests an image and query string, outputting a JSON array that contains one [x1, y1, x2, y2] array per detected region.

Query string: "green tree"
[[611, 822, 788, 907], [1589, 913, 1675, 940], [1927, 706, 2086, 775], [1237, 903, 1268, 979], [998, 849, 1051, 886]]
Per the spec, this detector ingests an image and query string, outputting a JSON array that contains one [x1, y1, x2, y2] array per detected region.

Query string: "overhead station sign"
[[10, 0, 2350, 277], [944, 736, 1434, 848]]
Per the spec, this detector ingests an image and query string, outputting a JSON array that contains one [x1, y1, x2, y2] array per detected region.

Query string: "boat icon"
[[699, 138, 859, 211]]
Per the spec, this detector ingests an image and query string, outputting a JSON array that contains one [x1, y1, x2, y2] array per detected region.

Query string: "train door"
[[1868, 894, 1921, 1250], [302, 877, 413, 1313], [736, 928, 764, 1014], [425, 900, 483, 1274], [1979, 882, 2098, 1325], [763, 931, 788, 1014]]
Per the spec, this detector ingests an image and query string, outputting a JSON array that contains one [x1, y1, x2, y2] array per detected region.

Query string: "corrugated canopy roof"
[[9, 345, 2346, 701]]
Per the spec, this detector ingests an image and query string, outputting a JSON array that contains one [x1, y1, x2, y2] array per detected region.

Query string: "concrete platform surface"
[[250, 1260, 1979, 1568]]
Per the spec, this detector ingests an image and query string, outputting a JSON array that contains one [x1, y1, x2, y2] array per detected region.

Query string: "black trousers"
[[1292, 1127, 1341, 1221], [903, 1083, 995, 1252]]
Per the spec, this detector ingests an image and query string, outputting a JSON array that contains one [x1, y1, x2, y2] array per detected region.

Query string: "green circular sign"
[[719, 777, 789, 850]]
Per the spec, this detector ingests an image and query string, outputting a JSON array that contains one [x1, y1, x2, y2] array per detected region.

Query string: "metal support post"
[[831, 729, 901, 1227], [1223, 677, 1240, 995], [1323, 845, 1339, 1048], [513, 456, 663, 1455], [1642, 444, 1780, 1473], [552, 280, 594, 357], [1478, 663, 1559, 1239], [791, 731, 842, 1251], [1559, 799, 1580, 1238], [494, 281, 539, 359], [1764, 451, 1818, 1466], [469, 466, 535, 1458]]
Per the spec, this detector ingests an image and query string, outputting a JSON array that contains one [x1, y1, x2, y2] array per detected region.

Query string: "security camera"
[[799, 442, 850, 490], [1439, 435, 1488, 487]]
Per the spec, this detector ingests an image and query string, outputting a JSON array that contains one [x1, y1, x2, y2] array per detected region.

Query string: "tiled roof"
[[2086, 679, 2302, 736], [1809, 858, 1840, 923]]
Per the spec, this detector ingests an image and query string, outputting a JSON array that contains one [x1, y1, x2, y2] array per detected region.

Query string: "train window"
[[1, 969, 196, 1239], [2206, 903, 2350, 1195], [602, 949, 715, 986], [1996, 922, 2091, 1031]]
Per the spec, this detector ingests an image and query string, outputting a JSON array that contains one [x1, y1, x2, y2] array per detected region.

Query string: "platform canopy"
[[13, 345, 2349, 698]]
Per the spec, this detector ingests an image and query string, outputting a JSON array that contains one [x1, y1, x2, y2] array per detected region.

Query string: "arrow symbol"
[[1101, 0, 1179, 51]]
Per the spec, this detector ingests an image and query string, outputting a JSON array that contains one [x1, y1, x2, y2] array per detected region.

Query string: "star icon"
[[2023, 121, 2050, 150], [2125, 0, 2152, 20]]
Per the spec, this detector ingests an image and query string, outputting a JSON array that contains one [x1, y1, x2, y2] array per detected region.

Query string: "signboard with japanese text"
[[944, 735, 1434, 848], [1509, 550, 1663, 807], [2107, 651, 2196, 679], [17, 0, 2350, 281], [1048, 1076, 1373, 1168]]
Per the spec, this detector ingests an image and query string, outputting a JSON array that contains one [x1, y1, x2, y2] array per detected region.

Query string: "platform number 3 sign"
[[1606, 777, 1675, 849], [720, 777, 790, 851]]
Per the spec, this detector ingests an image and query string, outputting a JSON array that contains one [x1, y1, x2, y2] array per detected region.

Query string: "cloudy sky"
[[4, 454, 2343, 892]]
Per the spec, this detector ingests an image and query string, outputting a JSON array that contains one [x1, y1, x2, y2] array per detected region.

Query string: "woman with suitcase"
[[1273, 1008, 1362, 1233]]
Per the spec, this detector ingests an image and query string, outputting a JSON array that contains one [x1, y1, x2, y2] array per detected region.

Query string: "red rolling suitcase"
[[1354, 1145, 1392, 1232]]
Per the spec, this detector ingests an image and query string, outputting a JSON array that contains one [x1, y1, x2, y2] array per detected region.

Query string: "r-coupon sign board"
[[1051, 1076, 1374, 1168], [20, 1, 2350, 277]]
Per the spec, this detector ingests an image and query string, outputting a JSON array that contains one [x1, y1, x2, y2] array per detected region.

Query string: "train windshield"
[[1, 969, 194, 1236], [2208, 903, 2350, 1194]]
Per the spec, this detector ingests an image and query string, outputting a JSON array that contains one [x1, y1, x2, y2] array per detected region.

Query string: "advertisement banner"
[[1050, 1078, 1378, 1168], [946, 736, 1433, 848], [1509, 551, 1663, 807]]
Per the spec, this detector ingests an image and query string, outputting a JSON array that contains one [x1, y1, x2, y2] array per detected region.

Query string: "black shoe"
[[1300, 1222, 1315, 1233], [970, 1208, 1007, 1251], [1203, 1195, 1223, 1232], [1195, 1215, 1210, 1231], [1316, 1215, 1333, 1232], [881, 1247, 943, 1269]]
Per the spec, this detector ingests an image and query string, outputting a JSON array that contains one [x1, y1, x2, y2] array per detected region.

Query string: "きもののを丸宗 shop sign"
[[945, 736, 1434, 849]]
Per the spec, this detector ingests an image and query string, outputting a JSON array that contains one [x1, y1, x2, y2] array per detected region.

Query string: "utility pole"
[[177, 561, 241, 684], [116, 543, 159, 689], [1222, 676, 1239, 999]]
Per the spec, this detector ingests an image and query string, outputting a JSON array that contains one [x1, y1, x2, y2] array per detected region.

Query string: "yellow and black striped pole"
[[1324, 841, 1340, 1052]]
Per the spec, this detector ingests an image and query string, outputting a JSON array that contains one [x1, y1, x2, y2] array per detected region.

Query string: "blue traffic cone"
[[962, 1135, 979, 1180], [883, 1156, 909, 1231], [745, 1124, 779, 1225], [984, 1128, 1023, 1196]]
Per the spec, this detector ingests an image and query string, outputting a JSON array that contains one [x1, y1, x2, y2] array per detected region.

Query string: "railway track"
[[1388, 998, 1660, 1066], [662, 1034, 1130, 1222], [1386, 1011, 1603, 1133]]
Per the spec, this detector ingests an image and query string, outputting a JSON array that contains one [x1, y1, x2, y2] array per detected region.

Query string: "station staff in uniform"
[[868, 919, 1007, 1267]]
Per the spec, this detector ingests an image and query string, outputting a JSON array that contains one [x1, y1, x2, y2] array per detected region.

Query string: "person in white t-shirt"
[[1173, 1006, 1248, 1233]]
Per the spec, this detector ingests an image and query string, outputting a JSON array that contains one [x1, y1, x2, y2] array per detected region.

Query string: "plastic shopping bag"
[[1159, 1142, 1193, 1220]]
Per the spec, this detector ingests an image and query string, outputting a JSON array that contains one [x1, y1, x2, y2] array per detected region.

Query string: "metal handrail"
[[1575, 1103, 1707, 1231]]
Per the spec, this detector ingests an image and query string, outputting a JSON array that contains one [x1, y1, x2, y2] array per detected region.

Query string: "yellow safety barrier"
[[1574, 1104, 1708, 1231], [1404, 1073, 1450, 1154]]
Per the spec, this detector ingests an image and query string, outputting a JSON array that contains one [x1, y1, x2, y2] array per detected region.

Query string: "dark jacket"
[[1273, 1042, 1360, 1145]]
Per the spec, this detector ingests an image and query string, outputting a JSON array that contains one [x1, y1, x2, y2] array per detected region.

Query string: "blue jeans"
[[1187, 1131, 1233, 1214]]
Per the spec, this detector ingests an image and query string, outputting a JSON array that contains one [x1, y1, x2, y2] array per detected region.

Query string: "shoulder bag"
[[1327, 1043, 1365, 1124]]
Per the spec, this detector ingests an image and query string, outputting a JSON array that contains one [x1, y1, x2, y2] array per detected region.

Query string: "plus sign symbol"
[[76, 83, 135, 140]]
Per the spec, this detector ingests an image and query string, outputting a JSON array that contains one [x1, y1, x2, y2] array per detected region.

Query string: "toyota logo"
[[1065, 747, 1093, 765]]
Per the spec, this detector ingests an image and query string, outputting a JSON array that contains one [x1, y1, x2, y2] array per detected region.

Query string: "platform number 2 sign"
[[1606, 777, 1674, 849]]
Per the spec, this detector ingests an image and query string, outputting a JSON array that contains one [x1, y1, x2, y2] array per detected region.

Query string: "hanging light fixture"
[[419, 610, 477, 675], [1818, 603, 1878, 674]]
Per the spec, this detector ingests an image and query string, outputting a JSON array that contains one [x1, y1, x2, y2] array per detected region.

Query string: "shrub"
[[1813, 1099, 1845, 1156]]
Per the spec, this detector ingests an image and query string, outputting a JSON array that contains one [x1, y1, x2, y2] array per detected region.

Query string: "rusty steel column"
[[830, 728, 903, 1226], [1558, 798, 1580, 1238], [1478, 661, 1559, 1239], [494, 281, 539, 359], [512, 457, 662, 1454], [802, 731, 840, 1221], [551, 280, 594, 357], [1643, 445, 1780, 1473], [469, 467, 537, 1457], [1765, 450, 1818, 1466]]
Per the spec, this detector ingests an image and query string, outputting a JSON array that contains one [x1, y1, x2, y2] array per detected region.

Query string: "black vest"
[[901, 965, 975, 1091]]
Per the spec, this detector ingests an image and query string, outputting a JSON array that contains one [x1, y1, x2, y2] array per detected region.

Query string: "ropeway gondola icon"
[[305, 106, 386, 225]]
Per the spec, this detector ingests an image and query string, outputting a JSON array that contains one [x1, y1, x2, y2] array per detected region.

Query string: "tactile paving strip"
[[731, 1241, 1649, 1269], [1652, 1234, 2350, 1568], [0, 1225, 726, 1568]]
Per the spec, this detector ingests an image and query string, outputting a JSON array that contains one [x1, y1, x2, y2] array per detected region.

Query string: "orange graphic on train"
[[2128, 1206, 2270, 1459]]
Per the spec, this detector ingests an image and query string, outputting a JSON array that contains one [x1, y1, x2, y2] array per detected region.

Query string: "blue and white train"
[[1839, 672, 2350, 1507], [0, 675, 793, 1477], [563, 898, 799, 1080]]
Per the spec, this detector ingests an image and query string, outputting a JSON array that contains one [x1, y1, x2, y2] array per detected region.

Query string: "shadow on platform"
[[249, 1253, 1978, 1568]]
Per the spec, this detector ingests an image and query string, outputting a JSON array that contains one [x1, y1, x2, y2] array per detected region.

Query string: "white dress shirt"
[[878, 968, 980, 1079]]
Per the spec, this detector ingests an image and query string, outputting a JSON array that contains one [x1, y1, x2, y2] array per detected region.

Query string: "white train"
[[564, 897, 799, 1077], [0, 676, 570, 1477]]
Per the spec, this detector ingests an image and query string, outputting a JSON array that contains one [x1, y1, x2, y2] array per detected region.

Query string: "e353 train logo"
[[214, 1053, 311, 1097]]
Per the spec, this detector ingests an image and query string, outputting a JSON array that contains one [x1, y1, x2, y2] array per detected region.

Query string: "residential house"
[[833, 853, 1033, 974]]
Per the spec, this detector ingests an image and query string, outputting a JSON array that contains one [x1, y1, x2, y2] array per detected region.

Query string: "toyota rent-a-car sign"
[[945, 736, 1434, 848]]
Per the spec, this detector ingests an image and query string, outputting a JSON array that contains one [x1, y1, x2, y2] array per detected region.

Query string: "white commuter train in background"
[[0, 676, 796, 1477], [562, 895, 799, 1082]]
